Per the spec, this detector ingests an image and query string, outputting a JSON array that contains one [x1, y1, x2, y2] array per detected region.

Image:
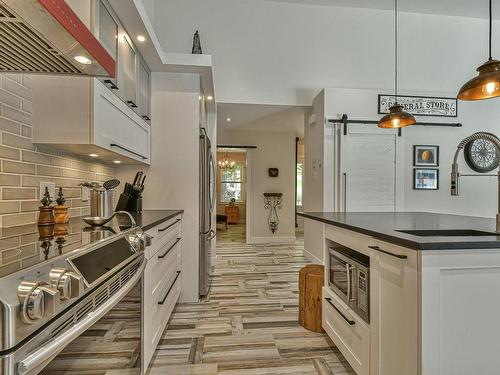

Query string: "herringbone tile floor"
[[148, 224, 354, 374]]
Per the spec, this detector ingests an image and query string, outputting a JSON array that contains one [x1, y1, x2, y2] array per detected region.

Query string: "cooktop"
[[0, 215, 134, 279]]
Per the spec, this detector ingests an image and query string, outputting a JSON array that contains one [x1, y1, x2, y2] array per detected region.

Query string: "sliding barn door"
[[340, 125, 401, 212]]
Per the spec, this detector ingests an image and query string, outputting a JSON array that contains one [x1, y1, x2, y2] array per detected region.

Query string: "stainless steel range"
[[0, 213, 146, 374]]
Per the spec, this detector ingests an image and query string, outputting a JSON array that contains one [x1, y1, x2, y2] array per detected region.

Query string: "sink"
[[396, 229, 499, 237]]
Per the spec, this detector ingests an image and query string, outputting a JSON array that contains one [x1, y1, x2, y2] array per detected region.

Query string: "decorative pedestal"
[[263, 192, 282, 234]]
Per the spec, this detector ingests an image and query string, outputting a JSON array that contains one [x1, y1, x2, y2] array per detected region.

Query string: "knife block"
[[127, 197, 142, 213], [115, 193, 130, 212]]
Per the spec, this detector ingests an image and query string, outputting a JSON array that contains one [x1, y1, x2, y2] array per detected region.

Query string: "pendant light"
[[458, 0, 500, 100], [378, 0, 416, 129]]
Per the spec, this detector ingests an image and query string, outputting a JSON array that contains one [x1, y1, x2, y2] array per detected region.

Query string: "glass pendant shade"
[[457, 59, 500, 100], [378, 104, 416, 129]]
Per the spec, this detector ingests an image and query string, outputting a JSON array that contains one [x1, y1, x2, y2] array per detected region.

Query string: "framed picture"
[[414, 168, 439, 190], [268, 168, 279, 177], [413, 145, 439, 167]]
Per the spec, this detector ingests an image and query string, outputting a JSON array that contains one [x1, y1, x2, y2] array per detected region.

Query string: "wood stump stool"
[[298, 264, 325, 333]]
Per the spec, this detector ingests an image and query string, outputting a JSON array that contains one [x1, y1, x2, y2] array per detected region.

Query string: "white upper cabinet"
[[31, 0, 151, 164], [96, 0, 119, 91], [138, 58, 151, 123], [120, 34, 138, 110]]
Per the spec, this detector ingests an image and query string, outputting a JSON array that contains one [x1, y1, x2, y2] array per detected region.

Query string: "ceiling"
[[266, 0, 494, 19], [217, 103, 308, 136]]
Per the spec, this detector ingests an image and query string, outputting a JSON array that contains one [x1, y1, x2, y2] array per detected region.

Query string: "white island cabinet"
[[317, 218, 500, 375], [369, 239, 418, 375]]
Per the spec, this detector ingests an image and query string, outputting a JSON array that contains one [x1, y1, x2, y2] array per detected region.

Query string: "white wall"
[[148, 0, 496, 106], [218, 130, 296, 243], [303, 91, 326, 263], [117, 72, 201, 302], [323, 88, 499, 218]]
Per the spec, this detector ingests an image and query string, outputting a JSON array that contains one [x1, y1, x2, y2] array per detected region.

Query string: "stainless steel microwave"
[[328, 242, 370, 323]]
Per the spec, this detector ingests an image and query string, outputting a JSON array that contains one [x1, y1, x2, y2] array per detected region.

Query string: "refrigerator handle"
[[208, 229, 216, 240]]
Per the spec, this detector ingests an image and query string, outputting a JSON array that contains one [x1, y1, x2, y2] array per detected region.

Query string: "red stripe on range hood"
[[38, 0, 116, 77]]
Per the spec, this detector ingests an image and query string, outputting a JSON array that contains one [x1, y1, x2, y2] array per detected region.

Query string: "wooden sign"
[[378, 95, 458, 117]]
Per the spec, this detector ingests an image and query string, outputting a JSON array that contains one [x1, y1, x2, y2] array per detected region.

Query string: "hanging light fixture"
[[378, 0, 416, 129], [458, 0, 500, 100], [218, 151, 236, 170]]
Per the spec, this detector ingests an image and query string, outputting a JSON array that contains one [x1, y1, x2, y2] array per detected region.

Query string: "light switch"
[[81, 186, 90, 202]]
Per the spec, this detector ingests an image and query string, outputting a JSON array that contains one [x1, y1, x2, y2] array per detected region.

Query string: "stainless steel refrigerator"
[[199, 128, 216, 297]]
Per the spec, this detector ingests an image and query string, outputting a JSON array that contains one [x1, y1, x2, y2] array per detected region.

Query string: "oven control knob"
[[129, 232, 145, 252], [18, 281, 60, 323], [49, 268, 85, 300]]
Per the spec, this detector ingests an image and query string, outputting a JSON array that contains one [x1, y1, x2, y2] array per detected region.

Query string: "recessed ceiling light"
[[89, 153, 98, 157], [74, 55, 92, 65], [137, 35, 146, 42], [113, 160, 122, 164], [226, 117, 231, 122], [206, 96, 213, 101]]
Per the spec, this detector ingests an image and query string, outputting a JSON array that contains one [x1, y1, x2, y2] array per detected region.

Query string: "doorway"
[[215, 148, 247, 243], [296, 138, 304, 238]]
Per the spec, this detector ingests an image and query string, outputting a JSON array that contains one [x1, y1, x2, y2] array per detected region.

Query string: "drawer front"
[[145, 242, 181, 311], [322, 287, 370, 375], [144, 270, 181, 367], [145, 216, 182, 259], [145, 238, 181, 304]]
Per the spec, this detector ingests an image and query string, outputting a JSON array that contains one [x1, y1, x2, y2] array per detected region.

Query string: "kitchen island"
[[300, 211, 500, 375]]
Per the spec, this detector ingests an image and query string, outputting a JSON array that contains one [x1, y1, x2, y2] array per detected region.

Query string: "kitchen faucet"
[[451, 132, 500, 232]]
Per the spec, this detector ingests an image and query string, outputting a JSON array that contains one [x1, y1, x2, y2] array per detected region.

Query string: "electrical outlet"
[[81, 186, 90, 202], [39, 182, 56, 200]]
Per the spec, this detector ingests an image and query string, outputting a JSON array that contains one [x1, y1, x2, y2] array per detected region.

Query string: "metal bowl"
[[82, 216, 114, 226]]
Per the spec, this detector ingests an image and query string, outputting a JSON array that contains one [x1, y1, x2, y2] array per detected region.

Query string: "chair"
[[216, 214, 228, 229]]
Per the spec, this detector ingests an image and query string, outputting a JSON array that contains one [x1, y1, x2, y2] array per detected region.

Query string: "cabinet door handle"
[[158, 219, 181, 232], [368, 245, 408, 259], [127, 100, 138, 108], [104, 79, 119, 90], [324, 297, 355, 326], [109, 143, 148, 160], [158, 238, 181, 259], [158, 271, 181, 305]]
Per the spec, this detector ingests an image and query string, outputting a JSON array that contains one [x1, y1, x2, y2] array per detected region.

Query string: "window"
[[220, 164, 245, 203]]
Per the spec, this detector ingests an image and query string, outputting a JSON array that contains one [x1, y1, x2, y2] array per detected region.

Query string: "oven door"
[[16, 256, 146, 375], [328, 248, 355, 307]]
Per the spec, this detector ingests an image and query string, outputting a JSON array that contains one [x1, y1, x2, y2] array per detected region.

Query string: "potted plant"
[[54, 187, 69, 224], [38, 186, 55, 226]]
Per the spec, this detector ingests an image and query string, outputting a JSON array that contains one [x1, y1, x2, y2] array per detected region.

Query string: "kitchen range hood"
[[0, 0, 115, 77]]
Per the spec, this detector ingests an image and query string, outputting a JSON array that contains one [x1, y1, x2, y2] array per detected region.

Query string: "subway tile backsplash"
[[0, 73, 116, 227]]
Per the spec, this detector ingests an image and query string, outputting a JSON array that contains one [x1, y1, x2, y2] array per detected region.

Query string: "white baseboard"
[[247, 236, 296, 244], [304, 248, 324, 265]]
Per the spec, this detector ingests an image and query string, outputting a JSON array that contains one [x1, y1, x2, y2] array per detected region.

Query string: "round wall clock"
[[464, 136, 500, 173]]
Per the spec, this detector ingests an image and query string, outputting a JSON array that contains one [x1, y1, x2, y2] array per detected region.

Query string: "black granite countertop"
[[299, 212, 500, 250], [0, 209, 183, 278], [130, 209, 183, 231]]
